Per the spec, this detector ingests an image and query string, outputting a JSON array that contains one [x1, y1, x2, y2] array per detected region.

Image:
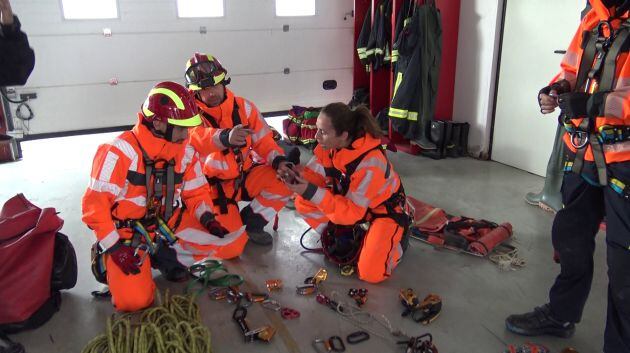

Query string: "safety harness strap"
[[568, 19, 630, 186], [205, 100, 247, 214]]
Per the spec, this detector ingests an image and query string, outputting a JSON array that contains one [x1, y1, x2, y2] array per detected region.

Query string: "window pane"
[[177, 0, 224, 18], [276, 0, 315, 17], [62, 0, 118, 20]]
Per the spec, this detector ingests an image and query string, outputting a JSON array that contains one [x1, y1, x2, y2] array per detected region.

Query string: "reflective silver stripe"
[[89, 178, 121, 196], [176, 225, 246, 246], [615, 77, 630, 90], [205, 159, 229, 170], [311, 187, 327, 205], [266, 150, 281, 163], [252, 125, 271, 142], [212, 129, 227, 149], [604, 140, 630, 153], [305, 156, 325, 178], [183, 175, 207, 191], [303, 210, 326, 219], [99, 151, 119, 182], [244, 100, 252, 117], [605, 93, 626, 118], [376, 176, 399, 195], [260, 190, 290, 201], [386, 242, 403, 276], [99, 229, 120, 251], [250, 198, 277, 221], [357, 156, 388, 173], [194, 161, 203, 177], [111, 138, 138, 171], [195, 201, 213, 220], [114, 195, 146, 207], [180, 144, 195, 172], [561, 50, 578, 69], [347, 169, 372, 208]]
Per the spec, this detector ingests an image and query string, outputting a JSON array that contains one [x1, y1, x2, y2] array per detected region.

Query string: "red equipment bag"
[[0, 194, 76, 333]]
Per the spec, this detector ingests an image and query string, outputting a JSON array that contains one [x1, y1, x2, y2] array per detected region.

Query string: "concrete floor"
[[0, 133, 608, 353]]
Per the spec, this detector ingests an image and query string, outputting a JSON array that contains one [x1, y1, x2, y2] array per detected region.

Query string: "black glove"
[[200, 212, 229, 238], [558, 92, 589, 118], [107, 243, 140, 275], [558, 91, 608, 119]]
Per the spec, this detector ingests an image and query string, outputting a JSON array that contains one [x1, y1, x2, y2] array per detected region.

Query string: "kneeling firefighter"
[[282, 102, 409, 283], [82, 82, 231, 312], [505, 1, 630, 352], [185, 53, 293, 246]]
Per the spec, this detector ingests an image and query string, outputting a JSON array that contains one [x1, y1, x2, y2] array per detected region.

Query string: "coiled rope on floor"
[[82, 291, 212, 353]]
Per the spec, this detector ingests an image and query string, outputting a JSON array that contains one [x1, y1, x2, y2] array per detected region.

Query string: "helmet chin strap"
[[144, 118, 176, 142]]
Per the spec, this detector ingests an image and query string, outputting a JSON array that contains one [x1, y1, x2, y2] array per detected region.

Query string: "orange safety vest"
[[302, 134, 406, 225], [554, 1, 630, 173], [189, 88, 284, 181], [82, 117, 214, 250]]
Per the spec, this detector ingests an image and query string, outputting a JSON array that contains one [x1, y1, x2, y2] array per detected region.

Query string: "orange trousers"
[[295, 197, 405, 283], [105, 207, 247, 312], [210, 165, 291, 234]]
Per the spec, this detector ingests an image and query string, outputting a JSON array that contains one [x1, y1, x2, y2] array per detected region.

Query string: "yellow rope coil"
[[82, 291, 212, 353]]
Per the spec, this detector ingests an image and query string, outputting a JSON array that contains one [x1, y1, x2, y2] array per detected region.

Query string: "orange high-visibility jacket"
[[299, 134, 402, 225], [82, 116, 214, 250], [554, 0, 630, 163], [189, 89, 285, 179]]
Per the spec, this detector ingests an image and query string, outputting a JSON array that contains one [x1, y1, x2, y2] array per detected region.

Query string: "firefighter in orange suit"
[[185, 53, 293, 246], [82, 82, 232, 312], [281, 103, 409, 283], [506, 1, 630, 351]]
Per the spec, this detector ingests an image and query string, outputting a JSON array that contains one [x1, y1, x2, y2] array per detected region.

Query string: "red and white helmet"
[[141, 81, 202, 127]]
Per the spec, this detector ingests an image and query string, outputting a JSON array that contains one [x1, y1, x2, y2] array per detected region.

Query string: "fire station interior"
[[0, 1, 615, 353]]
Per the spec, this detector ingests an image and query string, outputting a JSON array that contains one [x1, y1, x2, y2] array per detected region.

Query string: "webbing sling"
[[568, 19, 630, 185]]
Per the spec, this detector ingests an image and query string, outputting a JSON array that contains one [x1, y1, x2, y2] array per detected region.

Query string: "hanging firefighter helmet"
[[185, 53, 231, 91], [141, 81, 202, 127]]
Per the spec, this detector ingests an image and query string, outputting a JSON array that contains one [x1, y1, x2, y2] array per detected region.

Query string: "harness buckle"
[[570, 130, 590, 149]]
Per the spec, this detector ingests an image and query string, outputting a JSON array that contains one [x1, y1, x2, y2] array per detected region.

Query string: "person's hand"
[[0, 0, 14, 26], [108, 244, 141, 275], [558, 92, 589, 118], [228, 124, 252, 146], [277, 163, 299, 184], [539, 89, 559, 114], [284, 175, 310, 195], [200, 212, 229, 238]]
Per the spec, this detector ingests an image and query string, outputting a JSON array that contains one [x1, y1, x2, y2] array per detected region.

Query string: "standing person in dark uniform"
[[0, 0, 35, 86], [506, 1, 630, 352]]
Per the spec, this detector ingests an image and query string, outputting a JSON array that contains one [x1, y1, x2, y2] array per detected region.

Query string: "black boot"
[[151, 240, 189, 282], [240, 205, 273, 246], [505, 304, 575, 338]]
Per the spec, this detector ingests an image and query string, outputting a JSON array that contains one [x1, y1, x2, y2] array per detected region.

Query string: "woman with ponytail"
[[280, 102, 409, 283]]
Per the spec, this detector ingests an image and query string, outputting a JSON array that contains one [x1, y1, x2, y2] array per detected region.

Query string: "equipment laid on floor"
[[399, 289, 442, 325], [0, 194, 77, 335], [503, 342, 550, 353], [419, 120, 470, 160], [407, 196, 515, 258], [82, 291, 211, 353]]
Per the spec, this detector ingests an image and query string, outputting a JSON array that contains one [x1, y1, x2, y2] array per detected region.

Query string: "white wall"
[[451, 0, 503, 159], [492, 0, 584, 176], [8, 0, 354, 135]]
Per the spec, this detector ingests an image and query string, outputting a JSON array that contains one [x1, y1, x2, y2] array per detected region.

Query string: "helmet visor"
[[185, 62, 224, 89]]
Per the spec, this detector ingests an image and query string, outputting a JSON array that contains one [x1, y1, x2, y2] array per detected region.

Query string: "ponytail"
[[321, 102, 384, 140]]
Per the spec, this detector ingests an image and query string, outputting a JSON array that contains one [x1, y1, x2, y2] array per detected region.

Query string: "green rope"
[[81, 291, 212, 353], [186, 260, 244, 294]]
